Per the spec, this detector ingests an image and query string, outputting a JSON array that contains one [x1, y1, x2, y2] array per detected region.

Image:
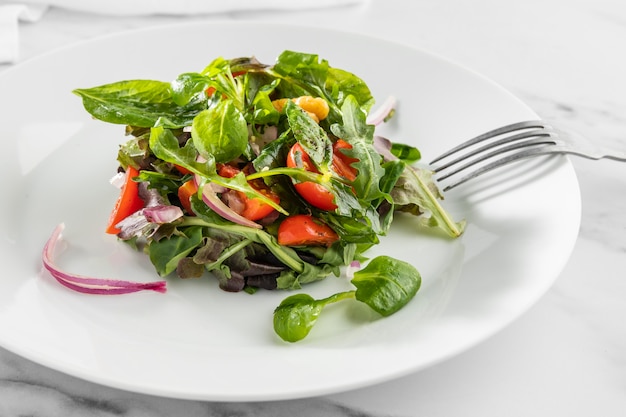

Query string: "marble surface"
[[1, 0, 626, 415]]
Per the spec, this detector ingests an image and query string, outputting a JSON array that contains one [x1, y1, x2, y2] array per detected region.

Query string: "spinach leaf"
[[171, 72, 210, 106], [271, 50, 373, 124], [73, 80, 204, 128], [391, 142, 421, 162], [149, 126, 215, 177], [191, 100, 248, 163]]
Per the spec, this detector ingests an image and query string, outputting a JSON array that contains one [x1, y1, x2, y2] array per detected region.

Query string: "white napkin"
[[0, 3, 47, 63], [0, 0, 365, 64]]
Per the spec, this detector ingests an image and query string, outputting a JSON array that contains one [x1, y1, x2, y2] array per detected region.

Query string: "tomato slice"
[[178, 179, 199, 215], [216, 163, 281, 221], [277, 214, 339, 247], [105, 166, 144, 234]]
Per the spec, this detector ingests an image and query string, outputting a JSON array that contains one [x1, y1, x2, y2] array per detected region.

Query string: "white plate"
[[0, 22, 580, 401]]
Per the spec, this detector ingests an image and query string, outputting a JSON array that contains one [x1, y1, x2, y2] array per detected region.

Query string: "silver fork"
[[429, 120, 626, 191]]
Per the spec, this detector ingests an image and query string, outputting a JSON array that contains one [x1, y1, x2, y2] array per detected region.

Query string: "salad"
[[45, 50, 464, 342]]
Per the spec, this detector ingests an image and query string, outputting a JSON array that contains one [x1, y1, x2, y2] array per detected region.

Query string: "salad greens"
[[72, 50, 465, 342]]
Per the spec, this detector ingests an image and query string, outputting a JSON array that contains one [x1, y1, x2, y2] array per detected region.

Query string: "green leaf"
[[273, 291, 355, 342], [73, 80, 203, 128], [390, 142, 421, 162], [351, 255, 421, 317], [273, 294, 325, 342], [191, 100, 248, 163], [148, 226, 204, 276]]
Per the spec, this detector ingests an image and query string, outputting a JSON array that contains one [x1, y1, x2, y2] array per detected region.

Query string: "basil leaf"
[[191, 100, 248, 163], [351, 255, 421, 317]]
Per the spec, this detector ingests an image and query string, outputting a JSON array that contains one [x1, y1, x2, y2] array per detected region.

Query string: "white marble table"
[[1, 0, 625, 415]]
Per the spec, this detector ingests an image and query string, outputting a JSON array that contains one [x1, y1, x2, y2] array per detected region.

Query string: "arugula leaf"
[[285, 100, 333, 172], [331, 95, 386, 202]]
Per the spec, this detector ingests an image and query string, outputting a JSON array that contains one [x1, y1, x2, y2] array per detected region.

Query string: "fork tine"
[[440, 145, 564, 191], [429, 120, 547, 165], [432, 129, 555, 174]]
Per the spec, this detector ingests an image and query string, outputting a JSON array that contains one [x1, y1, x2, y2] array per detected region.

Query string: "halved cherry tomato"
[[178, 179, 199, 215], [106, 166, 144, 234], [173, 164, 192, 175], [277, 214, 339, 247], [286, 143, 336, 210], [216, 163, 281, 221], [286, 141, 360, 211], [332, 139, 358, 182]]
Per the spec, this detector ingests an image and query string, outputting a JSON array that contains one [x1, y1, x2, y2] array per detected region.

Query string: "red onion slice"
[[200, 183, 262, 229], [346, 260, 362, 279], [42, 223, 167, 295], [366, 96, 397, 126], [193, 174, 262, 229]]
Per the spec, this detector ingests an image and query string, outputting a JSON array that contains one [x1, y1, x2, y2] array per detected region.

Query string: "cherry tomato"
[[106, 166, 144, 234], [286, 140, 360, 211], [277, 214, 339, 247], [286, 143, 336, 210]]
